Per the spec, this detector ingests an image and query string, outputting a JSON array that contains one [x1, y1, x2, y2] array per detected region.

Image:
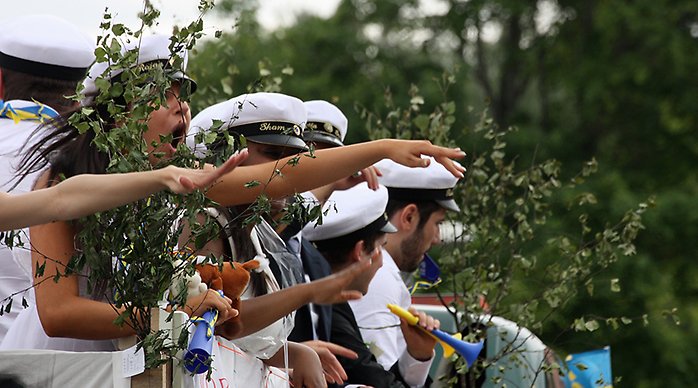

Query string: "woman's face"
[[143, 82, 191, 164]]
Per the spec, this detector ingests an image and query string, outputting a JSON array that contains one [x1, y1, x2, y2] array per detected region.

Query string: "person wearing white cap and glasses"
[[349, 157, 462, 374], [0, 14, 96, 341], [6, 31, 465, 353], [0, 33, 243, 352], [184, 93, 366, 387], [304, 182, 440, 387], [283, 100, 382, 377]]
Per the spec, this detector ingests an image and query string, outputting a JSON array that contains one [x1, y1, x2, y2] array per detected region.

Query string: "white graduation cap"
[[304, 182, 396, 251], [82, 34, 196, 99], [303, 100, 347, 147], [0, 14, 94, 81], [375, 157, 462, 212], [188, 92, 309, 156]]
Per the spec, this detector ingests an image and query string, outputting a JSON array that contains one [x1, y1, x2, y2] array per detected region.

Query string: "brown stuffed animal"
[[196, 260, 260, 339]]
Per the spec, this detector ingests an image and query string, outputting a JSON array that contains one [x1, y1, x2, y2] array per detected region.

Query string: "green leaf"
[[584, 320, 600, 332], [610, 278, 621, 292]]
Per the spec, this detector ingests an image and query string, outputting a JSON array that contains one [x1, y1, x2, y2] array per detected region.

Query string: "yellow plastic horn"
[[387, 304, 484, 366]]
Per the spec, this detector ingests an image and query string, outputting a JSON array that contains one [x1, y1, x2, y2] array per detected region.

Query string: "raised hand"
[[310, 259, 371, 305], [169, 149, 249, 193], [384, 139, 465, 178], [335, 165, 382, 191]]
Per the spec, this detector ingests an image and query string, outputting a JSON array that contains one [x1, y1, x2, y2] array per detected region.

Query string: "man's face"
[[398, 208, 446, 272]]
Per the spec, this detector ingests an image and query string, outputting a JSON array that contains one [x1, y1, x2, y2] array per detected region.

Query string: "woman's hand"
[[184, 289, 238, 325], [384, 139, 465, 178], [303, 340, 358, 385], [166, 149, 249, 193], [333, 165, 382, 191], [289, 342, 328, 388]]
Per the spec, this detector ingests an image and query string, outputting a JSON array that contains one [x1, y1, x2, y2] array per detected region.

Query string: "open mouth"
[[170, 122, 187, 149]]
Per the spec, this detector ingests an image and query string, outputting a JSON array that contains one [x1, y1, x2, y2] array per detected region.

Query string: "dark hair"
[[386, 199, 442, 230], [218, 208, 268, 297], [14, 103, 115, 189], [1, 67, 80, 115], [317, 231, 385, 269]]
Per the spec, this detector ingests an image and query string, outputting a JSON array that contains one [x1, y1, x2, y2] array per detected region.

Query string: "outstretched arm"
[[236, 259, 370, 338], [207, 139, 465, 206], [0, 151, 247, 231]]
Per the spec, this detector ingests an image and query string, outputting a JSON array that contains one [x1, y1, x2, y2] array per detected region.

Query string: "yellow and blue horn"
[[184, 291, 224, 374], [387, 304, 484, 367]]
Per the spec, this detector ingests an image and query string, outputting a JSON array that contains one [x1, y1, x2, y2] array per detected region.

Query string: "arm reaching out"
[[0, 151, 247, 231], [207, 139, 465, 206]]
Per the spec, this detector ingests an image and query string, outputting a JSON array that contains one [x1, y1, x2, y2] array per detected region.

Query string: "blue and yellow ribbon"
[[189, 290, 224, 339], [0, 99, 59, 123], [190, 311, 219, 339], [409, 278, 443, 295]]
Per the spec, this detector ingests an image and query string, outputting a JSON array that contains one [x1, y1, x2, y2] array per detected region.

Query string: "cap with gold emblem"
[[375, 157, 462, 212], [188, 92, 308, 154], [82, 34, 197, 100], [303, 100, 347, 148], [303, 182, 397, 250]]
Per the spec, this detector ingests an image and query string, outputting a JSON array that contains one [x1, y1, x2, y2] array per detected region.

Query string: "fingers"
[[177, 176, 196, 192], [318, 348, 347, 383], [198, 289, 237, 324], [407, 307, 439, 331], [216, 149, 249, 178], [361, 166, 380, 190], [195, 149, 249, 189], [322, 342, 359, 360], [434, 155, 466, 178], [339, 290, 363, 302], [171, 149, 249, 194]]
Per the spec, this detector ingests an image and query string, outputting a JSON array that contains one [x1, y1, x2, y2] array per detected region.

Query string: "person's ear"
[[350, 240, 366, 263], [397, 204, 420, 232]]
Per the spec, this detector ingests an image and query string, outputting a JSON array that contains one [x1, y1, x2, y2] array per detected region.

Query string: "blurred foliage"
[[188, 0, 697, 385]]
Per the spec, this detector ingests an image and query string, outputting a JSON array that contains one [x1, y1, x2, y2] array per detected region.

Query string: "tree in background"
[[187, 0, 695, 385]]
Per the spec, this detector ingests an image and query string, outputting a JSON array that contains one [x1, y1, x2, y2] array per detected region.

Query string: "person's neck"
[[383, 239, 403, 269]]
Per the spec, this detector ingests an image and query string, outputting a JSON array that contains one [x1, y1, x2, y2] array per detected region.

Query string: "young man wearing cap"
[[305, 182, 440, 387], [0, 15, 94, 339], [350, 157, 462, 371], [186, 92, 341, 386], [285, 101, 382, 377]]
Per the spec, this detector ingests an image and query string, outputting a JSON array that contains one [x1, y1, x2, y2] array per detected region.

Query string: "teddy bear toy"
[[195, 259, 260, 339]]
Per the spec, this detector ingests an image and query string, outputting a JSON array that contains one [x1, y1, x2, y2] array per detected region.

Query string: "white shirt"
[[349, 248, 432, 387], [0, 101, 47, 340]]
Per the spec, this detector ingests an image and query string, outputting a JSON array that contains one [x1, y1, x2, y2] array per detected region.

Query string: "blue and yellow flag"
[[563, 346, 613, 388]]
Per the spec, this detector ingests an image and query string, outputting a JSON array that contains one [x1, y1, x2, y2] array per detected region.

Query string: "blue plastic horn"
[[387, 304, 484, 367], [184, 291, 223, 374]]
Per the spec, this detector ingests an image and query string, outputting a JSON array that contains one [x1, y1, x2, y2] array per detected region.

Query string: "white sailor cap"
[[376, 157, 462, 212], [0, 14, 94, 81], [82, 34, 196, 98], [303, 183, 397, 250], [303, 100, 347, 147], [188, 92, 308, 155]]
